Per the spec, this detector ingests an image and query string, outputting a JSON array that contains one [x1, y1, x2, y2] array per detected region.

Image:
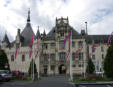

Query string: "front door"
[[59, 64, 66, 74], [44, 65, 48, 75]]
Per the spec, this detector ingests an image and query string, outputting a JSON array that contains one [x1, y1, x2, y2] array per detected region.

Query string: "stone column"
[[48, 58, 51, 75], [55, 64, 59, 75]]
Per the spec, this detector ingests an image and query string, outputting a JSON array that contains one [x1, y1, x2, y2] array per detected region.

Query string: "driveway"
[[0, 76, 74, 87], [0, 76, 112, 87]]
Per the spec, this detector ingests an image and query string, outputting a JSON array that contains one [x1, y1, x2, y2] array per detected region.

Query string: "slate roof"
[[2, 34, 10, 47], [46, 25, 79, 39], [86, 35, 109, 44], [20, 22, 35, 46], [36, 29, 41, 39], [19, 10, 35, 46]]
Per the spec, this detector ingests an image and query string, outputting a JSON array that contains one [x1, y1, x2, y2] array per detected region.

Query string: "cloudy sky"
[[0, 0, 113, 42]]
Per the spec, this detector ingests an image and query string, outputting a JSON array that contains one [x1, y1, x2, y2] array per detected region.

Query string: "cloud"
[[0, 0, 113, 42]]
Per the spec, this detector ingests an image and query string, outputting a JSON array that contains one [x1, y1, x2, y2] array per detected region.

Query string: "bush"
[[86, 58, 95, 74], [104, 41, 113, 79]]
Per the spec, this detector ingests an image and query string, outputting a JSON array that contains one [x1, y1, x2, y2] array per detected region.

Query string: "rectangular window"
[[78, 52, 83, 60], [102, 54, 104, 59], [59, 41, 64, 49], [101, 46, 104, 52], [50, 43, 55, 49], [78, 64, 81, 67], [43, 43, 48, 49], [51, 65, 55, 71], [72, 64, 76, 67], [79, 64, 83, 67], [72, 53, 75, 61], [72, 41, 75, 47], [50, 54, 55, 61], [60, 32, 64, 37], [59, 52, 65, 61], [44, 54, 49, 61], [78, 41, 83, 48]]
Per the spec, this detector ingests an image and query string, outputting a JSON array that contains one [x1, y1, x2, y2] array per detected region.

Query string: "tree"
[[104, 41, 113, 79], [86, 58, 95, 74], [28, 59, 37, 76], [0, 50, 10, 70]]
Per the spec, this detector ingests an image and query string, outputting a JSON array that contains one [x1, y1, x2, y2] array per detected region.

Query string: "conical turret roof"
[[36, 26, 41, 39], [20, 10, 35, 46]]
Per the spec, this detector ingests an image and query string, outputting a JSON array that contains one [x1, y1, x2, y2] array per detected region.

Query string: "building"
[[1, 10, 109, 76]]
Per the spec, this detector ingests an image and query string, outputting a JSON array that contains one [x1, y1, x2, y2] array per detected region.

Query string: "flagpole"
[[32, 41, 34, 81], [38, 52, 40, 79], [33, 58, 34, 81], [70, 30, 73, 81], [38, 39, 40, 80], [30, 48, 32, 79]]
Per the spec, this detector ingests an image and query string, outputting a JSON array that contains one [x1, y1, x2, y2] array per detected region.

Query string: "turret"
[[36, 26, 41, 39], [2, 33, 10, 48]]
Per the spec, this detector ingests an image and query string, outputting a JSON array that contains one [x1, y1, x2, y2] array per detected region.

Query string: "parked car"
[[95, 71, 104, 77], [96, 71, 104, 75], [0, 70, 12, 81], [11, 71, 24, 79]]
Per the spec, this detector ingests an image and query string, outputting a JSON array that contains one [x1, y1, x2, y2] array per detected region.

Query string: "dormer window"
[[60, 32, 64, 37], [16, 43, 19, 48]]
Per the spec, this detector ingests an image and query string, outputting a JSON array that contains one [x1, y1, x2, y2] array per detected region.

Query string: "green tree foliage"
[[0, 50, 10, 70], [28, 59, 37, 76], [104, 42, 113, 79], [86, 58, 95, 74]]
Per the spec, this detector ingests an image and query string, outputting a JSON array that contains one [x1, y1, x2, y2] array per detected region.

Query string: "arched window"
[[22, 54, 25, 62], [11, 55, 14, 61]]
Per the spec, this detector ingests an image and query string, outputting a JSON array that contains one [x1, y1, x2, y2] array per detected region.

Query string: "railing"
[[74, 82, 113, 87]]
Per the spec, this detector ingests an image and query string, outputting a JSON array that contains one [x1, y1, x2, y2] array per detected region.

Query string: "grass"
[[11, 76, 40, 82], [73, 77, 113, 83]]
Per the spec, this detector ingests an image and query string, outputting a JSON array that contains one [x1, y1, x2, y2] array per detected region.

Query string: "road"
[[0, 76, 74, 87], [0, 76, 112, 87], [74, 85, 112, 87]]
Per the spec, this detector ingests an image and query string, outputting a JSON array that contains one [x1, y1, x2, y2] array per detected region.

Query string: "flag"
[[74, 46, 83, 59], [35, 39, 40, 58], [89, 44, 100, 57], [29, 35, 34, 58], [29, 35, 34, 48], [22, 52, 25, 61], [29, 48, 33, 58], [15, 48, 19, 59], [107, 31, 113, 46], [66, 37, 71, 60], [62, 32, 71, 50]]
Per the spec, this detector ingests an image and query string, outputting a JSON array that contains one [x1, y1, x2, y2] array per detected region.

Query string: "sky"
[[0, 0, 113, 42]]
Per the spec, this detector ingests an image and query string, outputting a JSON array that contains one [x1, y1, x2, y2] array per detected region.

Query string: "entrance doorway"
[[44, 65, 48, 75], [59, 64, 66, 74]]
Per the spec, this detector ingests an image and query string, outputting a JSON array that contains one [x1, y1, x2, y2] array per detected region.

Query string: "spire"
[[27, 9, 30, 23], [2, 33, 10, 44], [43, 29, 46, 36], [36, 26, 41, 39]]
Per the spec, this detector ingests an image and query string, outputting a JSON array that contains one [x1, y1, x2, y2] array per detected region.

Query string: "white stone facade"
[[1, 12, 109, 76]]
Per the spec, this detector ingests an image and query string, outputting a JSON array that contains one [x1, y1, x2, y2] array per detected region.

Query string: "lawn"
[[73, 77, 113, 83]]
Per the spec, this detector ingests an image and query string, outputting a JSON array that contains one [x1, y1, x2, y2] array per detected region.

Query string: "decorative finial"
[[27, 8, 30, 22], [38, 26, 39, 31]]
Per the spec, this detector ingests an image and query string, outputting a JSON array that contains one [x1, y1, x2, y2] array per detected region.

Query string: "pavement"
[[0, 76, 74, 87], [0, 76, 113, 87]]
